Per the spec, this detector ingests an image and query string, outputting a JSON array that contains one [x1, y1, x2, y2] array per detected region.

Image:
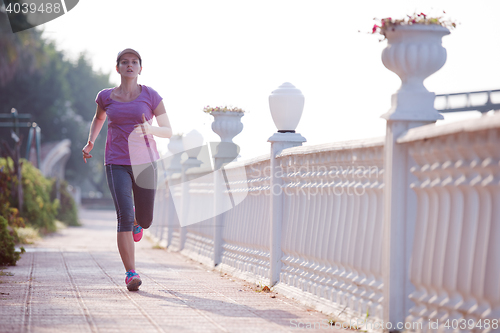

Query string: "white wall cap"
[[277, 136, 385, 158], [223, 153, 270, 170], [397, 111, 500, 143]]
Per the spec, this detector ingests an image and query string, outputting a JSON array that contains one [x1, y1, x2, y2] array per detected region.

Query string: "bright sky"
[[40, 0, 500, 160]]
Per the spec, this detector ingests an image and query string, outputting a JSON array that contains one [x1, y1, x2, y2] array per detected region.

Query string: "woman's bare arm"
[[135, 101, 172, 139], [82, 105, 107, 163]]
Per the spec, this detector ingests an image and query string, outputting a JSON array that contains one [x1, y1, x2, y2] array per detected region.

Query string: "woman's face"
[[116, 53, 142, 77]]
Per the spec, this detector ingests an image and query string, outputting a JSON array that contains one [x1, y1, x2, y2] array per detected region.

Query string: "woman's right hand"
[[82, 141, 94, 163]]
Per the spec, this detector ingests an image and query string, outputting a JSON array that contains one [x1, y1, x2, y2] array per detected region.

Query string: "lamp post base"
[[268, 132, 306, 286]]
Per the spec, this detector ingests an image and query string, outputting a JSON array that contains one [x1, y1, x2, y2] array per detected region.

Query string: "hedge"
[[0, 158, 79, 265]]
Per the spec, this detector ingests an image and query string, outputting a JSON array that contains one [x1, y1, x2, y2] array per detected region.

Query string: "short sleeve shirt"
[[95, 85, 163, 165]]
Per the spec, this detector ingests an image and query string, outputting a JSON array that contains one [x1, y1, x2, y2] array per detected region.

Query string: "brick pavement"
[[0, 209, 343, 333]]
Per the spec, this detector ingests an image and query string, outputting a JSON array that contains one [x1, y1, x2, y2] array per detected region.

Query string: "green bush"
[[52, 180, 80, 226], [0, 158, 59, 232], [21, 160, 59, 232], [0, 163, 25, 244], [0, 216, 22, 266]]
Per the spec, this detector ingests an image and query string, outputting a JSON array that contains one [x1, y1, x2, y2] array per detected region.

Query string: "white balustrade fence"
[[151, 172, 181, 250], [149, 113, 500, 331], [276, 138, 385, 322], [146, 23, 500, 332], [220, 156, 271, 283], [399, 113, 500, 333], [181, 170, 215, 265], [150, 138, 387, 325]]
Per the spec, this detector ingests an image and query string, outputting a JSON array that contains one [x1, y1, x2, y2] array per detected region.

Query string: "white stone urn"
[[166, 134, 184, 173], [381, 24, 450, 121], [210, 111, 243, 163], [182, 129, 204, 159], [168, 134, 184, 155], [210, 111, 244, 143], [269, 82, 304, 132]]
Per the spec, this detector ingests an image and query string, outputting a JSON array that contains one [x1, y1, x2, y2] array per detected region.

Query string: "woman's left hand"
[[133, 102, 172, 139], [135, 114, 152, 137]]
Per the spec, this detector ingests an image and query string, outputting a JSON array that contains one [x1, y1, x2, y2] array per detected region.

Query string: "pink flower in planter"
[[370, 12, 457, 41]]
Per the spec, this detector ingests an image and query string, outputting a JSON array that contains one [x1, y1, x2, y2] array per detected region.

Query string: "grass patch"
[[326, 316, 366, 331], [15, 226, 40, 244], [152, 243, 165, 249], [15, 219, 66, 245], [55, 220, 67, 230]]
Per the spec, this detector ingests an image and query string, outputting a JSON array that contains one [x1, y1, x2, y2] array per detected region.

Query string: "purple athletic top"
[[95, 85, 162, 165]]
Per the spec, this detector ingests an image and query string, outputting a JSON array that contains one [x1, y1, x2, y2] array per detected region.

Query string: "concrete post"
[[179, 131, 203, 251], [210, 111, 244, 266], [382, 119, 431, 331], [380, 25, 450, 331], [212, 150, 233, 266], [212, 144, 239, 266], [179, 157, 202, 250], [165, 135, 183, 248], [268, 132, 306, 286]]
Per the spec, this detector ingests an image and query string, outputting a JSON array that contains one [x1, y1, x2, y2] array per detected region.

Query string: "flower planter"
[[182, 130, 204, 159], [166, 134, 184, 173], [381, 24, 450, 121], [167, 134, 183, 155], [210, 111, 244, 143]]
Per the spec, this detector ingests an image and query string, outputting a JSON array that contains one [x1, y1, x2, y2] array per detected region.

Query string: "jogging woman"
[[82, 48, 172, 291]]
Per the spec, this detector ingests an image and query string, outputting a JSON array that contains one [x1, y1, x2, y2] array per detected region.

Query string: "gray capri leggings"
[[105, 162, 157, 232]]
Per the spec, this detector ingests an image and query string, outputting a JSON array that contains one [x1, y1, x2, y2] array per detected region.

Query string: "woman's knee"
[[136, 217, 152, 229], [117, 215, 134, 232]]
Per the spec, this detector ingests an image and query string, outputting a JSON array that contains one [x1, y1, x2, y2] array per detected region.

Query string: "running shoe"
[[125, 270, 142, 291], [133, 224, 143, 242]]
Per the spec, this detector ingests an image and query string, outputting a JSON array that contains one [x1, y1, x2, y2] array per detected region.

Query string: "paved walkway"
[[0, 209, 338, 333]]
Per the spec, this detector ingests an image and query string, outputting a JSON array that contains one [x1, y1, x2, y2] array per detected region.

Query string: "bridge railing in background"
[[435, 89, 500, 113]]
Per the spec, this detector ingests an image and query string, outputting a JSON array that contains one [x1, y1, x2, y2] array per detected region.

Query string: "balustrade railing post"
[[212, 158, 225, 266], [179, 130, 203, 251], [209, 111, 244, 266], [165, 134, 183, 247], [380, 25, 450, 331], [268, 83, 306, 286]]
